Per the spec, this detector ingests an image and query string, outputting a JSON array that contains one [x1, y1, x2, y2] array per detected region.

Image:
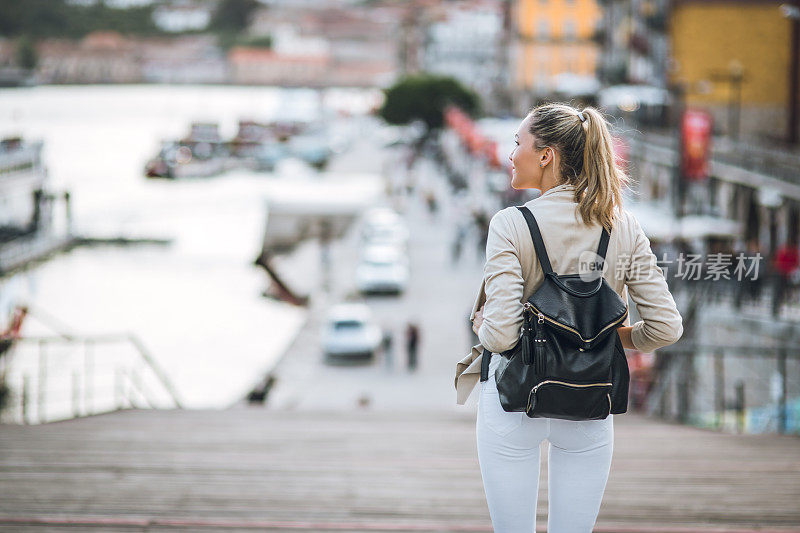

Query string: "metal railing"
[[0, 234, 74, 274], [624, 129, 800, 188], [643, 342, 800, 435], [0, 333, 183, 425], [668, 273, 800, 323]]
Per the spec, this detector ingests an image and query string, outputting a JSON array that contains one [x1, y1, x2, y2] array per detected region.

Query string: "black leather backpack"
[[480, 205, 630, 421]]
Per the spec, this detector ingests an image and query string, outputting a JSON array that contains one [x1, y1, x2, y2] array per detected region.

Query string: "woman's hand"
[[472, 306, 484, 336], [616, 326, 636, 350]]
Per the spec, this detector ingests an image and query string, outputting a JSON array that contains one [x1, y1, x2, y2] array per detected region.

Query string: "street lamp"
[[781, 2, 800, 145], [709, 59, 746, 143], [728, 59, 744, 143], [667, 79, 687, 218]]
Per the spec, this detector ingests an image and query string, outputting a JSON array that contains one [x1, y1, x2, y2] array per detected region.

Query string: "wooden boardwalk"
[[0, 407, 799, 532]]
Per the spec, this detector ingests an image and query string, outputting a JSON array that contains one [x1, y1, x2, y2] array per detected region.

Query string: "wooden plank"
[[1, 408, 799, 531]]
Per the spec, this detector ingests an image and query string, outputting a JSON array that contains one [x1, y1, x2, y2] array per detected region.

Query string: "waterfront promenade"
[[0, 407, 799, 531], [1, 131, 799, 532]]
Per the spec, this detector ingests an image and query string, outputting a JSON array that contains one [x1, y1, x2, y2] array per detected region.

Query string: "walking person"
[[451, 222, 468, 265], [771, 238, 799, 317], [472, 209, 490, 263], [424, 188, 439, 217], [405, 322, 420, 371], [455, 104, 683, 532], [381, 329, 394, 372], [734, 238, 763, 309]]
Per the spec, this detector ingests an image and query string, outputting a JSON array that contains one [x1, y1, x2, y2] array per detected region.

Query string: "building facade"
[[512, 0, 604, 104], [668, 0, 799, 143], [422, 2, 504, 109]]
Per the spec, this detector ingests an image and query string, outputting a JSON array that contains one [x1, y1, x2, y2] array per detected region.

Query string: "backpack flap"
[[524, 275, 628, 351]]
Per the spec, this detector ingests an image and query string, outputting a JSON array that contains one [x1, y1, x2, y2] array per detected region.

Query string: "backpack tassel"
[[521, 313, 532, 365]]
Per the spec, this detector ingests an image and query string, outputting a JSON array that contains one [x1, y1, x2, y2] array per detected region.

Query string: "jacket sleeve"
[[477, 210, 524, 353], [625, 214, 684, 353]]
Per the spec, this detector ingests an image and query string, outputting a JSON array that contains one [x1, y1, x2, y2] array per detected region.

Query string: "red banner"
[[444, 105, 503, 169], [681, 109, 713, 182]]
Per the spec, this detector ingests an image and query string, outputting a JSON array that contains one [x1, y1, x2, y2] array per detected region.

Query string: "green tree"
[[210, 0, 260, 32], [0, 0, 161, 38], [378, 74, 481, 133], [244, 35, 272, 49], [217, 33, 272, 52]]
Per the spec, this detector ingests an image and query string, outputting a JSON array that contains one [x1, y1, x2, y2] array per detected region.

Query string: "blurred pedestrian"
[[405, 146, 416, 170], [424, 189, 438, 216], [382, 329, 394, 371], [451, 223, 468, 265], [405, 323, 419, 371], [771, 239, 799, 317], [734, 238, 763, 309], [673, 238, 694, 294], [708, 238, 735, 303], [473, 209, 490, 262]]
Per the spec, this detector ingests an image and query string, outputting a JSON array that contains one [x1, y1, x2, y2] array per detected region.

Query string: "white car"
[[363, 224, 409, 248], [362, 206, 401, 226], [321, 303, 383, 363], [360, 208, 409, 249], [356, 245, 410, 295]]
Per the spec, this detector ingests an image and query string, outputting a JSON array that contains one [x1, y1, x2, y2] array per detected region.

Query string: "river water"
[[0, 84, 383, 421]]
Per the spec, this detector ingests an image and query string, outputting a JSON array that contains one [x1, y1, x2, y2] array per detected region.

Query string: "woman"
[[455, 104, 683, 531]]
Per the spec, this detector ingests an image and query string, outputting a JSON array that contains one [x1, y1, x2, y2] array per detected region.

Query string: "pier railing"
[[643, 342, 800, 435], [0, 333, 183, 425]]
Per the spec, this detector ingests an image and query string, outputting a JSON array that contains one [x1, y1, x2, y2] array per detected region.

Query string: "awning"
[[625, 200, 742, 241]]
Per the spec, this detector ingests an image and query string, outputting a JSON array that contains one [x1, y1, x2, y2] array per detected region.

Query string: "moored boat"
[[145, 122, 228, 179], [0, 137, 47, 240]]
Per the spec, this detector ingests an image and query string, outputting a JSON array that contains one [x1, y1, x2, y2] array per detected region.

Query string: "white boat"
[[0, 137, 71, 275], [0, 137, 47, 233], [145, 122, 228, 179]]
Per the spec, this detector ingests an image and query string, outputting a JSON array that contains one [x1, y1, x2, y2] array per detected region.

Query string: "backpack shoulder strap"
[[480, 348, 491, 382], [515, 205, 553, 275], [596, 226, 611, 260]]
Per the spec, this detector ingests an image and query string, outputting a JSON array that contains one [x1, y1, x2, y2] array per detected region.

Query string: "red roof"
[[229, 47, 329, 65]]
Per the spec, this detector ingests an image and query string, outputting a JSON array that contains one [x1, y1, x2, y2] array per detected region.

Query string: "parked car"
[[360, 207, 409, 250], [321, 303, 383, 363], [362, 206, 401, 226], [254, 143, 288, 172], [287, 128, 333, 170], [356, 244, 410, 295]]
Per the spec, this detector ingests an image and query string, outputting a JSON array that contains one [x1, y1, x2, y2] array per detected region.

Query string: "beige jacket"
[[454, 182, 684, 405]]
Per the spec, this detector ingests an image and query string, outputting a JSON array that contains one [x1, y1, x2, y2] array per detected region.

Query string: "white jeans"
[[477, 354, 614, 533]]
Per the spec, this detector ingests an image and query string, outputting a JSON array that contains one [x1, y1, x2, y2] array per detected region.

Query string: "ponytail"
[[527, 104, 630, 231], [576, 107, 629, 231]]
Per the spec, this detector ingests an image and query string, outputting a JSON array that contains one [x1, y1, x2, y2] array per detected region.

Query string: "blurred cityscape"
[[0, 0, 799, 530]]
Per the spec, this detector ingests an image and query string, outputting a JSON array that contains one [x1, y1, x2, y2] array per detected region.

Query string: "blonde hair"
[[526, 103, 630, 231]]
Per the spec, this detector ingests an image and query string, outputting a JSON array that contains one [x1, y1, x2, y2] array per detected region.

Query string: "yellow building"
[[513, 0, 603, 98], [669, 0, 797, 142]]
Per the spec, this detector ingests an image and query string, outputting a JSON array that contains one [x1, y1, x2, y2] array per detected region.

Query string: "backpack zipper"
[[523, 302, 628, 344], [532, 380, 612, 392], [534, 311, 545, 375], [527, 380, 613, 412]]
